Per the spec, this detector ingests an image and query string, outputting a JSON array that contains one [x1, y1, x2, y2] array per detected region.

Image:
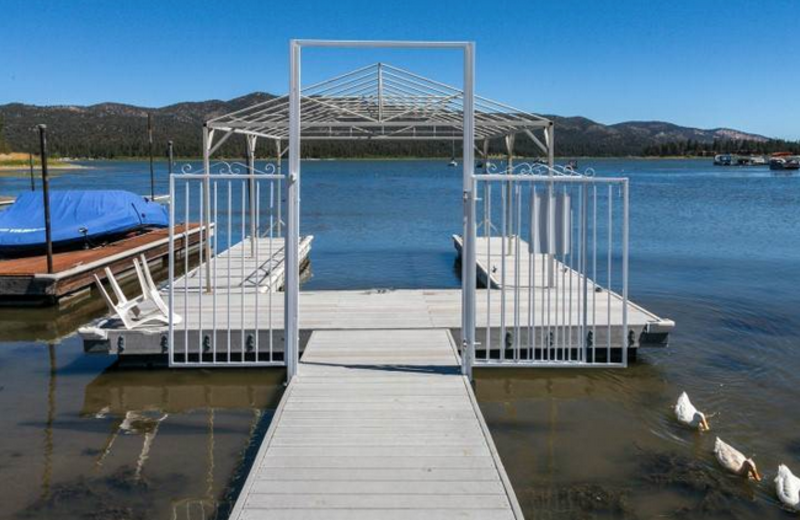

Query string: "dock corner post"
[[37, 124, 54, 274], [461, 42, 476, 380], [285, 40, 302, 382], [202, 125, 213, 293], [622, 178, 629, 367]]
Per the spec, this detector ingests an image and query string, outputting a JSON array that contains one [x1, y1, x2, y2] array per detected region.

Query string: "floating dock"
[[0, 225, 203, 305], [81, 235, 672, 358], [229, 328, 523, 520]]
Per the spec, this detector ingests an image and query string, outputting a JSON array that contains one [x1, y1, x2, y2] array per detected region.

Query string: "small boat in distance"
[[769, 152, 800, 171], [713, 154, 734, 166]]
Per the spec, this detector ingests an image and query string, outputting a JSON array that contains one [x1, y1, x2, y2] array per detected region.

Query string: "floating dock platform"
[[81, 236, 672, 359], [229, 328, 524, 520]]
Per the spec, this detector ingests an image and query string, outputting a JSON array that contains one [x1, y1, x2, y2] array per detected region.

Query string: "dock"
[[81, 234, 672, 357], [0, 225, 203, 305], [229, 328, 523, 520]]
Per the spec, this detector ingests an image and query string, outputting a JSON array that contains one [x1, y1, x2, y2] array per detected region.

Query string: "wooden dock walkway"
[[229, 328, 523, 520]]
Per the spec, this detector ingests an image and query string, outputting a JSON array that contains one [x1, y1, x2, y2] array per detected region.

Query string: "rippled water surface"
[[1, 159, 799, 519]]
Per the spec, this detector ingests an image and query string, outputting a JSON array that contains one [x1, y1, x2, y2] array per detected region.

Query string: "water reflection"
[[0, 336, 284, 520]]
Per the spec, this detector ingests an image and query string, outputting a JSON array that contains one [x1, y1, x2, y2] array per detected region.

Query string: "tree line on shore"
[[642, 138, 800, 157], [2, 105, 798, 159]]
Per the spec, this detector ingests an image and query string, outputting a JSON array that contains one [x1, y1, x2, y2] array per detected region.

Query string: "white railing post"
[[286, 40, 301, 381], [461, 42, 476, 380], [622, 179, 629, 367], [202, 126, 213, 293], [168, 174, 175, 365]]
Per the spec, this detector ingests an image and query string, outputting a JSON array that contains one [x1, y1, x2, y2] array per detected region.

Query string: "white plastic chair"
[[133, 255, 181, 323], [94, 258, 180, 329]]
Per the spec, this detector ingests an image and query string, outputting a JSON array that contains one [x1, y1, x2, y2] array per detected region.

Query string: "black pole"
[[148, 113, 155, 199], [29, 152, 35, 191], [38, 125, 54, 274], [167, 140, 174, 176]]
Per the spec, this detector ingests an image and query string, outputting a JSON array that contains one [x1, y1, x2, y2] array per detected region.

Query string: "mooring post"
[[38, 125, 54, 274], [29, 152, 35, 191], [147, 113, 155, 200], [167, 140, 174, 176]]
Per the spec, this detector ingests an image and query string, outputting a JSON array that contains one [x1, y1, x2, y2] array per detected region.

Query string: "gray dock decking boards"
[[230, 329, 523, 520]]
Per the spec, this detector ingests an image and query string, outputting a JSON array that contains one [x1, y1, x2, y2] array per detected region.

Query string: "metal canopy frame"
[[195, 40, 556, 383], [206, 62, 552, 143]]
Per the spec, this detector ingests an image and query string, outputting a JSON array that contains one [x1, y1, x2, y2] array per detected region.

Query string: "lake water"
[[1, 159, 799, 519]]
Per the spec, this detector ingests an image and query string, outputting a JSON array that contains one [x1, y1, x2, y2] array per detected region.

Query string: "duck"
[[674, 392, 710, 431], [714, 437, 761, 481], [775, 464, 800, 511]]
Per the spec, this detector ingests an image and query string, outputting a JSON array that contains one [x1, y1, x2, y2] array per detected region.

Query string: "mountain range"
[[0, 93, 774, 158]]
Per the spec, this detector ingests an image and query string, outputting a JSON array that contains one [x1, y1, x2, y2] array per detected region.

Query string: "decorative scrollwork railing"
[[481, 161, 595, 178], [178, 161, 280, 176]]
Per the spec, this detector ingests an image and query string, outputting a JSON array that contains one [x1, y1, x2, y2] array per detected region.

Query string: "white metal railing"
[[168, 163, 285, 366], [471, 164, 629, 367]]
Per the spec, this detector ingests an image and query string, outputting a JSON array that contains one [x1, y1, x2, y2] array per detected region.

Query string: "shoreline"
[[41, 155, 715, 162]]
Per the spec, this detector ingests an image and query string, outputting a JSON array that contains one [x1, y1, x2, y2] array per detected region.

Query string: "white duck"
[[674, 392, 710, 431], [714, 437, 762, 481], [775, 464, 800, 511]]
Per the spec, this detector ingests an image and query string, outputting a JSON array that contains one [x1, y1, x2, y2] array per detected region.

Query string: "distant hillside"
[[0, 93, 782, 159]]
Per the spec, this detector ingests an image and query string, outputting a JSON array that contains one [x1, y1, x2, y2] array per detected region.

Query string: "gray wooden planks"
[[229, 329, 524, 520]]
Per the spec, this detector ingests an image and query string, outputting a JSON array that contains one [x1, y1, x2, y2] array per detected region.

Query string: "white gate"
[[167, 164, 286, 366], [469, 164, 630, 367]]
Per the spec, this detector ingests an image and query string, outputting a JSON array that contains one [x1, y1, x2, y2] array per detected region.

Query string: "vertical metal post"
[[461, 42, 476, 379], [504, 134, 515, 252], [202, 126, 213, 293], [148, 113, 155, 200], [622, 180, 629, 367], [168, 174, 175, 365], [276, 139, 283, 238], [377, 62, 384, 122], [29, 152, 35, 191], [167, 140, 174, 176], [286, 40, 301, 381], [38, 125, 53, 274], [247, 135, 257, 257], [546, 124, 556, 288]]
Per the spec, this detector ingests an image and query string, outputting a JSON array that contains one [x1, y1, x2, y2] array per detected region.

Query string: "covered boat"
[[0, 190, 168, 256]]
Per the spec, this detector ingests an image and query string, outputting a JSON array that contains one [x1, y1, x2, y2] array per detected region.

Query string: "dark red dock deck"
[[0, 224, 202, 304]]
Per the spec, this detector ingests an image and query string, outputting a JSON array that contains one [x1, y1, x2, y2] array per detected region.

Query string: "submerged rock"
[[518, 482, 634, 519], [638, 451, 758, 519]]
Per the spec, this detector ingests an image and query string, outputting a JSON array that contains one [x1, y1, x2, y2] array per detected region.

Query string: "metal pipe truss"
[[206, 62, 552, 143]]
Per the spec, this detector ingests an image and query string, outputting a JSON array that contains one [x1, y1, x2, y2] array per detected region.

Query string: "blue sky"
[[2, 0, 798, 139]]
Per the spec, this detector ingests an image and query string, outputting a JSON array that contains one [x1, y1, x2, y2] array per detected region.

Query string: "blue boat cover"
[[0, 190, 168, 251]]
